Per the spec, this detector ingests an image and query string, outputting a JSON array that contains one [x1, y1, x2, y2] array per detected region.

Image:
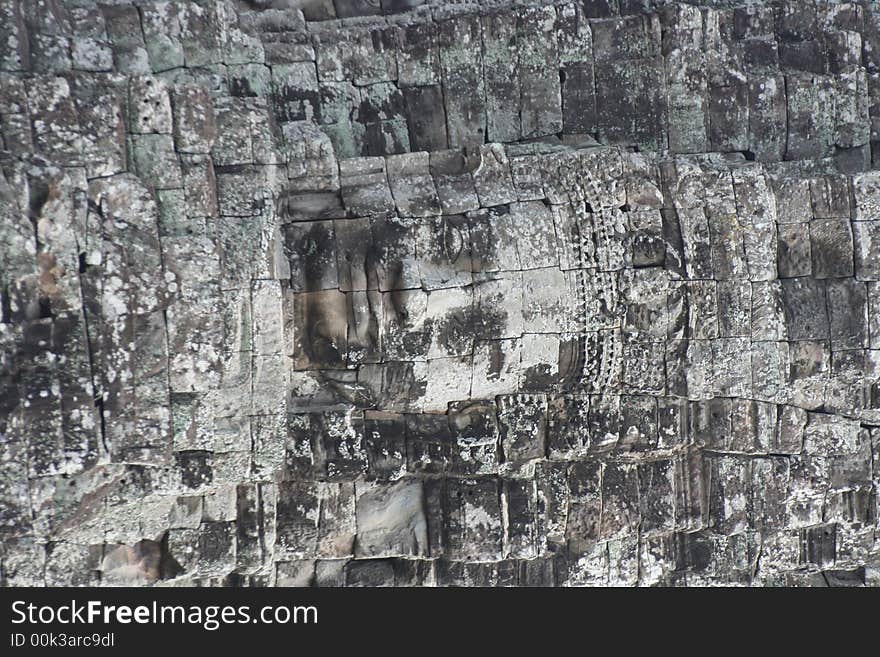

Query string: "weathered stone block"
[[356, 478, 427, 558]]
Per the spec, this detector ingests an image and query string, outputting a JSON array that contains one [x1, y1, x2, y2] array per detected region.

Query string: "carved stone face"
[[282, 145, 644, 413]]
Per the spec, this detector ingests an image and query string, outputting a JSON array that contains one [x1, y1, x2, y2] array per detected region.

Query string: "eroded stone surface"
[[1, 0, 879, 588]]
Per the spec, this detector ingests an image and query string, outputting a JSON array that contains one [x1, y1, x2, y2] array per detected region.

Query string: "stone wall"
[[0, 0, 879, 586]]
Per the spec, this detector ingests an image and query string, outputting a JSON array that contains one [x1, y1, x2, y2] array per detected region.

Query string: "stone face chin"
[[1, 0, 879, 588]]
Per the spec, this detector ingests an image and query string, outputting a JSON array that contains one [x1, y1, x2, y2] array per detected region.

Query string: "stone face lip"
[[1, 0, 880, 588]]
